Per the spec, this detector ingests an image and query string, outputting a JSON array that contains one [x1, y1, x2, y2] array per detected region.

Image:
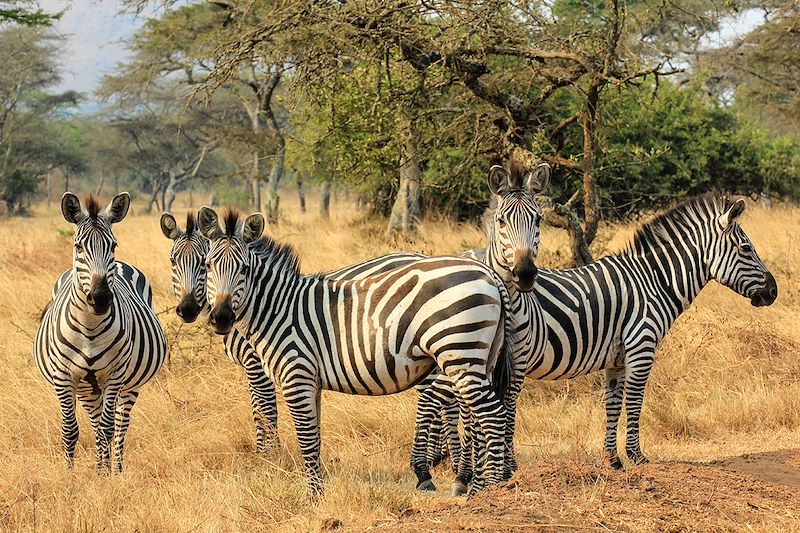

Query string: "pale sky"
[[37, 0, 163, 97]]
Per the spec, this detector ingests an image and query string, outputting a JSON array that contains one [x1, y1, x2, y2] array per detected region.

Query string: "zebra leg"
[[112, 391, 139, 474], [441, 400, 461, 475], [285, 384, 324, 496], [56, 384, 79, 468], [624, 356, 654, 465], [97, 385, 121, 474], [78, 389, 109, 472], [425, 409, 445, 469], [502, 379, 523, 481], [452, 400, 473, 497], [462, 385, 506, 496], [243, 357, 278, 453], [410, 386, 441, 491], [603, 368, 625, 471]]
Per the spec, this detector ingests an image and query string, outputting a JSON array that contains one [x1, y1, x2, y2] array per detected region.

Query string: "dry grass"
[[0, 192, 798, 532]]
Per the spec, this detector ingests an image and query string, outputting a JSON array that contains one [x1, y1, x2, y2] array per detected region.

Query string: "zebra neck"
[[232, 266, 305, 347], [636, 240, 709, 314]]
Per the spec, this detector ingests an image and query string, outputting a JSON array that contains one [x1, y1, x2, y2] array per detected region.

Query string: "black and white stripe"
[[35, 193, 167, 473], [198, 207, 515, 495], [461, 192, 777, 469]]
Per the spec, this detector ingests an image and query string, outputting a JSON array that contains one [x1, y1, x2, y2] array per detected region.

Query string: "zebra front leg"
[[603, 368, 625, 471], [243, 358, 279, 453], [112, 391, 139, 474], [56, 384, 79, 468], [624, 355, 654, 466], [285, 384, 324, 496], [97, 385, 122, 474], [78, 390, 110, 472]]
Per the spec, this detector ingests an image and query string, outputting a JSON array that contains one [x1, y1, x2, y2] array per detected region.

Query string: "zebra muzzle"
[[511, 252, 538, 292], [176, 293, 202, 323], [208, 296, 235, 334], [750, 271, 778, 307], [87, 276, 113, 314]]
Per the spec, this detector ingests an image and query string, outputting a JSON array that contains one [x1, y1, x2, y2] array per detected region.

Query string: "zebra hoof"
[[609, 458, 625, 472], [451, 480, 468, 497], [629, 453, 650, 466], [416, 479, 437, 492]]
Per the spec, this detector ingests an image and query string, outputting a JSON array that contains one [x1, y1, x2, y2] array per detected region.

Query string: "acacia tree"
[[211, 1, 730, 262], [104, 2, 289, 221]]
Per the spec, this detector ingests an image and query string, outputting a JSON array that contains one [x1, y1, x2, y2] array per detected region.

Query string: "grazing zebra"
[[436, 192, 778, 471], [197, 207, 515, 495], [160, 212, 433, 453], [35, 193, 167, 472]]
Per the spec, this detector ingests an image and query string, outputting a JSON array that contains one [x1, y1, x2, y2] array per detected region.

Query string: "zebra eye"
[[740, 243, 752, 253], [74, 243, 83, 253], [170, 257, 177, 266], [497, 217, 507, 228]]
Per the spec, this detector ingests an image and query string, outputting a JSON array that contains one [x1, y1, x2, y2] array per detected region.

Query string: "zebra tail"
[[491, 273, 514, 398]]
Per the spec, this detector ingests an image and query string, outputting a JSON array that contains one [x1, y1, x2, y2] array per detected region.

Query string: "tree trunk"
[[64, 171, 70, 193], [165, 175, 178, 213], [46, 171, 51, 207], [386, 115, 421, 237], [250, 150, 261, 210], [297, 178, 306, 213], [581, 81, 601, 246], [147, 176, 161, 213], [263, 124, 285, 224], [319, 181, 330, 219], [95, 169, 106, 196]]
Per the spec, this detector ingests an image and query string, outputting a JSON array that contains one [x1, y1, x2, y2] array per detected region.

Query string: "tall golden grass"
[[0, 192, 797, 532]]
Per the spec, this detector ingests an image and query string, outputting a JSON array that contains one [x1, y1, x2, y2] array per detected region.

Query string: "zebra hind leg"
[[425, 410, 445, 469], [285, 384, 324, 497], [410, 386, 442, 491], [462, 385, 506, 497], [452, 400, 473, 497], [603, 368, 625, 471]]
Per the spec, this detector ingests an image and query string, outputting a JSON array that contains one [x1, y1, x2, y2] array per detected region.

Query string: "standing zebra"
[[432, 192, 777, 470], [198, 207, 515, 495], [35, 193, 167, 472], [160, 212, 434, 453], [410, 161, 550, 495]]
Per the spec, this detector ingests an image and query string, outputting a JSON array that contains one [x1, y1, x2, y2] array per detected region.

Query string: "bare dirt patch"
[[366, 450, 800, 532]]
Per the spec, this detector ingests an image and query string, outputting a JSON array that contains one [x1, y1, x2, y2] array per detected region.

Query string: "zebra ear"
[[160, 212, 183, 240], [104, 192, 130, 224], [488, 165, 511, 196], [243, 213, 265, 244], [198, 206, 223, 240], [61, 192, 85, 224], [719, 198, 746, 229], [525, 163, 551, 195]]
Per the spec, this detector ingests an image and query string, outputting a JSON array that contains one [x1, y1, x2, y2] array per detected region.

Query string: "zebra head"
[[198, 206, 265, 335], [61, 192, 130, 315], [486, 161, 550, 292], [161, 212, 209, 323], [709, 198, 777, 307]]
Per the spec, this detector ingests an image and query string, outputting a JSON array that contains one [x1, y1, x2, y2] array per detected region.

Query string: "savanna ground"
[[0, 190, 799, 532]]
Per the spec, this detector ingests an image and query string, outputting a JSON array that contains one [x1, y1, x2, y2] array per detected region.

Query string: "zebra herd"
[[34, 161, 778, 498]]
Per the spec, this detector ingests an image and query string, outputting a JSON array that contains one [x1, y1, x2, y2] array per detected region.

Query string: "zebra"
[[35, 193, 167, 473], [409, 161, 551, 495], [160, 212, 436, 453], [433, 192, 778, 471], [197, 207, 516, 496]]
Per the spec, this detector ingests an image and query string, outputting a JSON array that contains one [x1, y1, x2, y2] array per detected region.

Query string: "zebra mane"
[[628, 191, 731, 254], [223, 208, 240, 237], [186, 212, 197, 236], [249, 235, 302, 277], [84, 195, 102, 219]]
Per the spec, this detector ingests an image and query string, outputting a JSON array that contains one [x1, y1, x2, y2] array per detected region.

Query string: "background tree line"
[[1, 0, 799, 265]]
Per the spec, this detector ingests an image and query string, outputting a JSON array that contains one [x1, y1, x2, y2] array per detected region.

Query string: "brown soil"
[[361, 450, 800, 532]]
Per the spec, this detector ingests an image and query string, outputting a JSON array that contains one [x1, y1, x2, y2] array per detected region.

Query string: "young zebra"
[[35, 193, 167, 473], [160, 212, 433, 453], [440, 192, 778, 470], [198, 207, 515, 495]]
